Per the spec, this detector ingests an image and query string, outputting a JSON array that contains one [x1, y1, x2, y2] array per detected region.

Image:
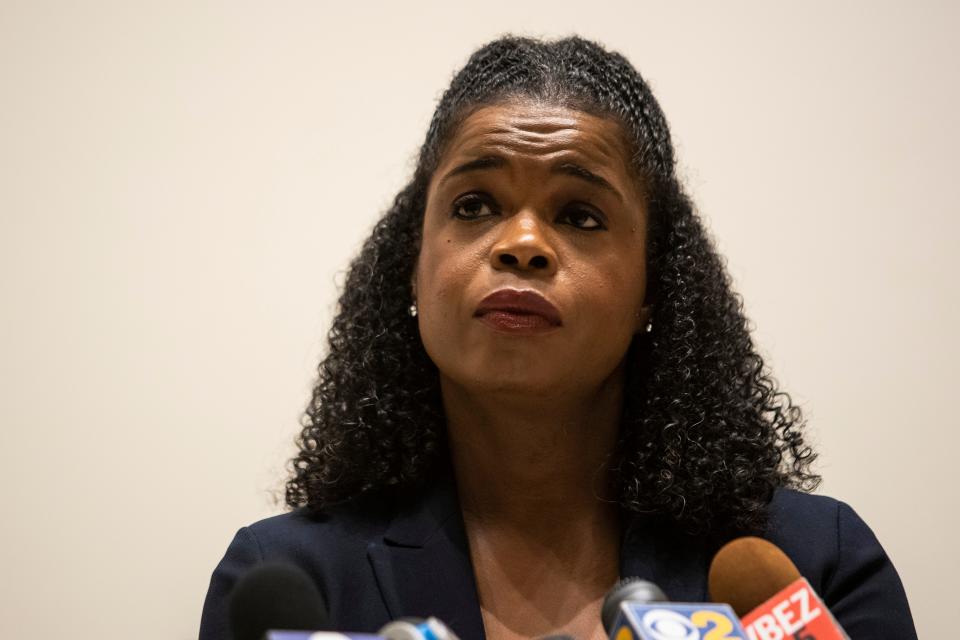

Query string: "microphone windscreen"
[[228, 563, 328, 640], [600, 577, 668, 633], [707, 536, 801, 617]]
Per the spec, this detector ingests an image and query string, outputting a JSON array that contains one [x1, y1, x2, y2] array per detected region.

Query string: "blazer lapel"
[[367, 475, 710, 640], [367, 471, 486, 640], [619, 514, 710, 603]]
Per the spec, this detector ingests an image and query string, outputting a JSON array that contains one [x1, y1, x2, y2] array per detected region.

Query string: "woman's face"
[[414, 100, 652, 400]]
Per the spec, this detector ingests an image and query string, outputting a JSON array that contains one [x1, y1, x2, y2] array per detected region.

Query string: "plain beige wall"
[[2, 1, 957, 637]]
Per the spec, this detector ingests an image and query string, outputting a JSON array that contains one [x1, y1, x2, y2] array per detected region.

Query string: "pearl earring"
[[408, 302, 418, 317], [645, 319, 653, 333]]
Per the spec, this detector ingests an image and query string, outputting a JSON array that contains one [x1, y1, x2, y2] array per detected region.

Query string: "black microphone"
[[228, 563, 329, 640]]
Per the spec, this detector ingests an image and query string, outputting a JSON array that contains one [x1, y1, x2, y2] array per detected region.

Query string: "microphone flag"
[[609, 601, 749, 640], [739, 577, 848, 640]]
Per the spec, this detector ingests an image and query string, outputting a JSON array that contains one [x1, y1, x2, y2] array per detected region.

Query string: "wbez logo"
[[740, 579, 839, 640], [615, 603, 749, 640]]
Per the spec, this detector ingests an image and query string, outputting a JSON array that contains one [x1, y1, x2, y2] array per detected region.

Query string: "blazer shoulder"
[[244, 499, 393, 561], [764, 488, 876, 588], [199, 498, 396, 640], [763, 488, 916, 638], [765, 488, 841, 547]]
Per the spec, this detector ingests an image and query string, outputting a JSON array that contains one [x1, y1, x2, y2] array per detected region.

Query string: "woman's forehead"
[[439, 101, 633, 173]]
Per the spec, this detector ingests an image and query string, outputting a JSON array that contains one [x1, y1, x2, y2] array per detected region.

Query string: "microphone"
[[378, 617, 461, 640], [228, 563, 328, 640], [263, 616, 461, 640], [708, 537, 849, 640], [601, 578, 668, 634], [602, 577, 749, 639], [227, 563, 461, 640]]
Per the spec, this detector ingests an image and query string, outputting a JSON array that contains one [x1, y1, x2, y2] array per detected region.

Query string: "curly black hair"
[[285, 34, 820, 539]]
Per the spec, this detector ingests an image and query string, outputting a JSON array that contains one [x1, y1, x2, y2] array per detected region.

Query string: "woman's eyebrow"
[[555, 162, 624, 203], [439, 155, 505, 185], [438, 154, 624, 203]]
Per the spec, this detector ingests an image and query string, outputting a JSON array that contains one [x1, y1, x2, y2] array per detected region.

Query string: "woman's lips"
[[474, 289, 562, 334]]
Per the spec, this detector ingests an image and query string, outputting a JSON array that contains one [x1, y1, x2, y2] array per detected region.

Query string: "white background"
[[1, 1, 956, 637]]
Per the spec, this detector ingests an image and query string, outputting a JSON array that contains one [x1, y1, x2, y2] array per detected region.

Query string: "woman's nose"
[[490, 211, 558, 276]]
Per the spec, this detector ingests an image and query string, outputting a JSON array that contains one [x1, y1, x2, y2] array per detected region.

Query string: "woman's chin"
[[440, 367, 578, 399]]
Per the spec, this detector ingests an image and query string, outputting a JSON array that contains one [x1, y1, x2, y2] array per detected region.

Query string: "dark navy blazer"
[[199, 476, 917, 639]]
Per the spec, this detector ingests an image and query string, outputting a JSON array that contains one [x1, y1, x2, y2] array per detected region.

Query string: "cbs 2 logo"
[[637, 608, 744, 640]]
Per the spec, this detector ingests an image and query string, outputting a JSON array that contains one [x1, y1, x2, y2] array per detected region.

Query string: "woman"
[[200, 35, 916, 640]]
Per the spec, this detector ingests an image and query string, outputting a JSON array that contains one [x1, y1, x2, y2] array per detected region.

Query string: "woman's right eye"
[[451, 194, 498, 220]]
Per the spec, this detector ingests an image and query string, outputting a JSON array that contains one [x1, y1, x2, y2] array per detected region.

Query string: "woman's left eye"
[[561, 207, 606, 230]]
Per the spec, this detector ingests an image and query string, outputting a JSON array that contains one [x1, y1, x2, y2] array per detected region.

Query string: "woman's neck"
[[439, 370, 626, 640], [440, 368, 625, 530]]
